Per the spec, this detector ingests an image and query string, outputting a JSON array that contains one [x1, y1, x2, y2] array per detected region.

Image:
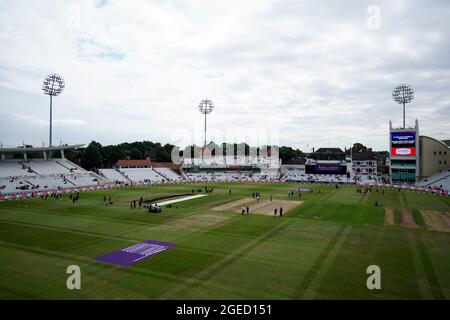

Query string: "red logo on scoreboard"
[[391, 147, 416, 157]]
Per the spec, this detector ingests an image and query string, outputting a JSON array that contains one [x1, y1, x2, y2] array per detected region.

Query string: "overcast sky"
[[0, 0, 449, 152]]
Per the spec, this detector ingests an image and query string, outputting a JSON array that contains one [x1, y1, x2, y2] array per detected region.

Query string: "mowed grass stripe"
[[158, 218, 294, 299], [415, 234, 446, 299], [298, 225, 352, 299], [0, 219, 141, 244], [408, 234, 434, 299], [1, 183, 449, 299], [0, 240, 249, 298], [1, 206, 267, 244]]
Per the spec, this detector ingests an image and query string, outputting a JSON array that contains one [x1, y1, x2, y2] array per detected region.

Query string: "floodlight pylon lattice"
[[392, 84, 414, 129], [198, 99, 215, 150], [42, 73, 65, 147]]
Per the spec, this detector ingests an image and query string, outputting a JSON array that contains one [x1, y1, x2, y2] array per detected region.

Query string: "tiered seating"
[[120, 168, 164, 182], [185, 172, 213, 181], [282, 174, 352, 183], [0, 160, 106, 194], [56, 159, 85, 173], [0, 177, 32, 193], [99, 169, 129, 183], [352, 174, 379, 184], [282, 172, 303, 181], [0, 161, 35, 177], [25, 160, 72, 175], [185, 171, 264, 182], [417, 169, 450, 191], [153, 168, 182, 181], [182, 155, 280, 167], [260, 168, 280, 180], [26, 176, 70, 189], [67, 175, 100, 187]]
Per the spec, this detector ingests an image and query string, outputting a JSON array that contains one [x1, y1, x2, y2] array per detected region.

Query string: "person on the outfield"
[[274, 208, 277, 216], [246, 206, 249, 214], [241, 206, 245, 215], [280, 207, 283, 216]]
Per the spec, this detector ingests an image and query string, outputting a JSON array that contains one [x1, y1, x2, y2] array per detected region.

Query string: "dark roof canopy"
[[0, 144, 84, 154], [313, 148, 344, 154], [285, 158, 306, 165], [352, 151, 376, 160]]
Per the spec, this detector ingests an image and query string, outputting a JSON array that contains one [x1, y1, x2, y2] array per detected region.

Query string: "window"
[[434, 151, 437, 155]]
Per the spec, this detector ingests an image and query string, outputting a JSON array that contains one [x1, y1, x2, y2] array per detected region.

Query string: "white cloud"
[[0, 0, 449, 151]]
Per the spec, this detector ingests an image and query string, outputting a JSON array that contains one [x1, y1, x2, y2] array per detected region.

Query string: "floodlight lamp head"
[[198, 99, 214, 114], [42, 73, 65, 96], [392, 83, 414, 104]]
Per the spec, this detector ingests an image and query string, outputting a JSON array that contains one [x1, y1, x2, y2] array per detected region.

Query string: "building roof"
[[116, 159, 151, 167], [285, 158, 306, 165], [421, 136, 450, 150], [115, 159, 181, 170], [314, 148, 344, 154], [443, 139, 450, 147], [0, 144, 84, 154], [150, 162, 181, 170], [352, 151, 376, 160]]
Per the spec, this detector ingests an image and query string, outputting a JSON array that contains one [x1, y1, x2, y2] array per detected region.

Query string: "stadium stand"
[[110, 160, 183, 183], [99, 168, 130, 183], [0, 159, 106, 195], [0, 161, 36, 177], [119, 168, 165, 182], [417, 169, 450, 191], [185, 172, 213, 181], [153, 167, 182, 181]]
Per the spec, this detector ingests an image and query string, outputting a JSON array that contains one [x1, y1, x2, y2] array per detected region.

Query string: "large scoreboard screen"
[[391, 131, 416, 157]]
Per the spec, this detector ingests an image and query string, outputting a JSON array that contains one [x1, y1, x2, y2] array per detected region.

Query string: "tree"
[[103, 145, 125, 167], [352, 143, 368, 153], [81, 141, 103, 170], [279, 146, 303, 163], [129, 147, 143, 160]]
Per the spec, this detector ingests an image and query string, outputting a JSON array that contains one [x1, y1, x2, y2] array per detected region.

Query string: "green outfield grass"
[[0, 183, 449, 299]]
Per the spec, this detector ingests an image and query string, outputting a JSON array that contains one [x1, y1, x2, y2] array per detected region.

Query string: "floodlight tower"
[[42, 73, 65, 146], [198, 99, 215, 149], [392, 84, 414, 129]]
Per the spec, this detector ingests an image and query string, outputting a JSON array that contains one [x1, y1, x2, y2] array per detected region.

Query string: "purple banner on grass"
[[95, 240, 175, 267]]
